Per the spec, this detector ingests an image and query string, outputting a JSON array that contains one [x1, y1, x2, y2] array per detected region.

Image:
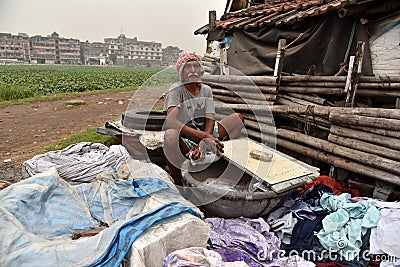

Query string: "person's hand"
[[200, 133, 224, 157], [186, 145, 202, 160]]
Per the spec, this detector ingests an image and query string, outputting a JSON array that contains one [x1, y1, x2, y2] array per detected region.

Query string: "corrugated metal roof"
[[194, 0, 377, 34]]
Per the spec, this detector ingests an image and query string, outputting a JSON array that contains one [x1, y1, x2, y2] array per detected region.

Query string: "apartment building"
[[0, 33, 30, 63], [53, 32, 80, 65], [29, 34, 57, 64], [0, 31, 80, 64], [104, 34, 162, 67], [162, 46, 182, 66], [1, 31, 180, 66], [80, 41, 108, 65]]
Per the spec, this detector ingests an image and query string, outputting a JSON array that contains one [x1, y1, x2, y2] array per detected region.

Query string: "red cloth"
[[176, 51, 204, 80], [303, 175, 360, 196]]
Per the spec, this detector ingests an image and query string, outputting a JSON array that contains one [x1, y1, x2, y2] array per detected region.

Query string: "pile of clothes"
[[163, 176, 400, 267], [2, 143, 399, 267]]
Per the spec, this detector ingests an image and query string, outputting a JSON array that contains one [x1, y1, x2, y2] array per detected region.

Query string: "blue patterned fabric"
[[74, 177, 172, 224], [89, 202, 199, 267], [0, 167, 199, 267]]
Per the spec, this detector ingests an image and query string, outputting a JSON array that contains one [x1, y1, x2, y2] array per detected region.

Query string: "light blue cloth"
[[317, 193, 381, 261], [0, 167, 199, 267]]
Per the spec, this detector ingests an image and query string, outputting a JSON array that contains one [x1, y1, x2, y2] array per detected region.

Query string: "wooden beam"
[[277, 128, 400, 175], [345, 41, 365, 107], [330, 125, 400, 150], [329, 111, 400, 131], [274, 39, 286, 91], [328, 134, 400, 161], [206, 10, 217, 54]]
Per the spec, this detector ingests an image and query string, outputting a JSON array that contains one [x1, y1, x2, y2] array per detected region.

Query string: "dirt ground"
[[0, 86, 168, 183]]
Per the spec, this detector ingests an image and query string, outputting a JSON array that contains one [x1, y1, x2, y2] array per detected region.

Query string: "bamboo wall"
[[202, 72, 400, 187]]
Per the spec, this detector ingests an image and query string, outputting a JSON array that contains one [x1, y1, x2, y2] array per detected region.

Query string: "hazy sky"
[[0, 0, 226, 54]]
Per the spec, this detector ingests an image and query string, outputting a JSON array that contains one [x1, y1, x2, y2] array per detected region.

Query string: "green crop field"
[[0, 65, 179, 102]]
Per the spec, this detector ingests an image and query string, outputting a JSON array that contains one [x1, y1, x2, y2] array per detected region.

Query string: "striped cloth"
[[22, 142, 130, 183]]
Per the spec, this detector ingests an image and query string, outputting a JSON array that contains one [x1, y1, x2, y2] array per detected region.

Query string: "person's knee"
[[236, 112, 244, 123], [164, 129, 179, 147]]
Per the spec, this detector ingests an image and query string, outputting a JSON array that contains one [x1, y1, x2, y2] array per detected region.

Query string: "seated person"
[[163, 51, 244, 185]]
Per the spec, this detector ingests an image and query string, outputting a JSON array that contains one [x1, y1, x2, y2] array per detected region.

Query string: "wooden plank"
[[222, 138, 319, 186]]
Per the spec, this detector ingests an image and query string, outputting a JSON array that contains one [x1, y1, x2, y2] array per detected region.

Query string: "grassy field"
[[0, 65, 179, 102], [0, 65, 178, 152]]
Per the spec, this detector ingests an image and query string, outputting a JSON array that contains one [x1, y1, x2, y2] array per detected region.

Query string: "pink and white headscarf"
[[176, 51, 204, 80]]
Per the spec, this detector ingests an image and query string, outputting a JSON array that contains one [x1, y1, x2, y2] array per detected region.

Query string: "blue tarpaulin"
[[0, 167, 199, 267]]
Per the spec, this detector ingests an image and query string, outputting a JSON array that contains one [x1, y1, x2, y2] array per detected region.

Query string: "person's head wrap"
[[176, 51, 204, 80]]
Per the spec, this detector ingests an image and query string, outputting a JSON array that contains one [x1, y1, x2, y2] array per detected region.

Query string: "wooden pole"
[[202, 74, 277, 86], [345, 41, 365, 107], [331, 107, 400, 119], [281, 81, 346, 88], [213, 94, 274, 105], [274, 39, 286, 91], [215, 104, 400, 119], [358, 83, 400, 89], [276, 97, 303, 106], [244, 119, 276, 136], [286, 93, 327, 105], [220, 42, 229, 75], [245, 128, 276, 145], [241, 113, 275, 125], [355, 90, 400, 97], [329, 111, 400, 131], [330, 125, 400, 150], [279, 94, 323, 106], [278, 86, 345, 95], [205, 82, 277, 94], [276, 138, 400, 186], [277, 114, 331, 131], [279, 75, 400, 83], [212, 88, 277, 101], [279, 86, 400, 97], [359, 76, 400, 83], [328, 134, 400, 161], [345, 56, 355, 93], [349, 125, 400, 138], [277, 128, 400, 175], [206, 10, 217, 54]]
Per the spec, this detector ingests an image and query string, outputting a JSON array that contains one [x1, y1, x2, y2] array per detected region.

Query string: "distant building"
[[80, 41, 108, 65], [52, 32, 80, 65], [0, 33, 30, 63], [162, 46, 182, 66], [0, 31, 181, 66], [29, 34, 57, 64], [104, 34, 162, 67]]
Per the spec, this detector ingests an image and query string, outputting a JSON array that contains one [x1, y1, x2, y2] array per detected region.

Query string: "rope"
[[344, 20, 357, 63], [304, 105, 316, 135]]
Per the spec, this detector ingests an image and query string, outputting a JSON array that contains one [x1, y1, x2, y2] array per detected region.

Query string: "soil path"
[[0, 86, 168, 182]]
